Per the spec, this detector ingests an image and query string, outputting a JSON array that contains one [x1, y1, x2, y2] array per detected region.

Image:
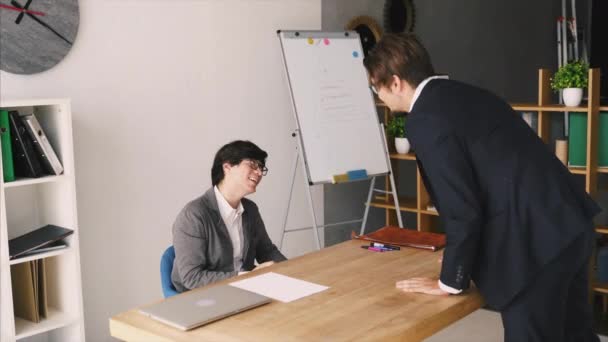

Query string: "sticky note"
[[332, 174, 349, 184], [347, 169, 368, 181]]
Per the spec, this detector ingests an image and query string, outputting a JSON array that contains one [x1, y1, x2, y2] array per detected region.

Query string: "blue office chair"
[[160, 246, 179, 298]]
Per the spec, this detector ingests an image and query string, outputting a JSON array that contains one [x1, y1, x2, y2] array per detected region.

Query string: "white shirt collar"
[[214, 186, 244, 223], [409, 75, 449, 112]]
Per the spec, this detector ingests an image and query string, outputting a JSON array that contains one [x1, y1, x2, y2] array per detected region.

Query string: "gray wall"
[[322, 0, 606, 244]]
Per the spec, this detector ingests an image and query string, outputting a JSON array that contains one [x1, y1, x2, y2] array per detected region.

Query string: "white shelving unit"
[[0, 99, 85, 342]]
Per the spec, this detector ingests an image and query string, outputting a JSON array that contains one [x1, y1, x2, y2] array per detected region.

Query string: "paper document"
[[229, 272, 328, 303]]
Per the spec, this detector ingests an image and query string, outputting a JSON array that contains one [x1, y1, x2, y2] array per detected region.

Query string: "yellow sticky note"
[[332, 174, 349, 184]]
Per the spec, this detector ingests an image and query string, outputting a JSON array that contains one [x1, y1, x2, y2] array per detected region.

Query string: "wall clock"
[[0, 0, 79, 74]]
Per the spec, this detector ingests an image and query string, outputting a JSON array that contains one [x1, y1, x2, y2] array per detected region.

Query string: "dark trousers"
[[501, 231, 599, 342]]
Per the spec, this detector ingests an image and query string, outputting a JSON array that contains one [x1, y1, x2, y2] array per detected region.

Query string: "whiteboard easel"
[[277, 30, 403, 250]]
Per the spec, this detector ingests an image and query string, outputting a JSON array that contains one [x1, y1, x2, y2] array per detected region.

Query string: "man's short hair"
[[364, 33, 435, 89], [211, 140, 268, 186]]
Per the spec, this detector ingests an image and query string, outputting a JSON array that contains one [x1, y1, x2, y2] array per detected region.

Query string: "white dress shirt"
[[409, 75, 463, 295], [214, 186, 244, 273]]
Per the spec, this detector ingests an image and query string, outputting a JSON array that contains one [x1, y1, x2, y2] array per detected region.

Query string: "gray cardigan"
[[171, 188, 286, 292]]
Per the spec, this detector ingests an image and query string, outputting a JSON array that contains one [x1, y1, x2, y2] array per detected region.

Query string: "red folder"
[[352, 226, 446, 251]]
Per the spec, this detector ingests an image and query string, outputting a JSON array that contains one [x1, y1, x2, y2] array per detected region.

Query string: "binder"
[[22, 114, 64, 175], [10, 259, 48, 323], [9, 111, 45, 178], [0, 110, 16, 182], [9, 224, 74, 260]]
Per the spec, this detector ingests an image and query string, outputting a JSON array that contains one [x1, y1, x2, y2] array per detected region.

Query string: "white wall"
[[0, 0, 322, 340]]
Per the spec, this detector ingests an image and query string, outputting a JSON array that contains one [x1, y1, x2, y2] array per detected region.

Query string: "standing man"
[[364, 33, 600, 341]]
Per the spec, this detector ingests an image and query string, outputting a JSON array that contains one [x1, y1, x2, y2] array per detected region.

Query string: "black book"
[[8, 111, 45, 178], [9, 224, 74, 260]]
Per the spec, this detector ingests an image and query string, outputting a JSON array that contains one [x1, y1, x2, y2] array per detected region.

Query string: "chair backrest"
[[160, 246, 179, 298]]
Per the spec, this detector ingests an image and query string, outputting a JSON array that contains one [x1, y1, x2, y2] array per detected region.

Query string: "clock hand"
[[10, 0, 73, 46], [14, 0, 31, 24], [0, 3, 45, 16]]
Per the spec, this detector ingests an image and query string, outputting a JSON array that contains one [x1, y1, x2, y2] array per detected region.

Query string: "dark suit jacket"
[[407, 79, 601, 309], [171, 188, 286, 292]]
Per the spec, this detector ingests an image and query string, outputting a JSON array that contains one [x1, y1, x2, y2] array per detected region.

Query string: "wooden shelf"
[[568, 166, 587, 175], [593, 283, 608, 295], [419, 208, 439, 216], [510, 103, 590, 112], [389, 152, 416, 160], [14, 308, 75, 339], [370, 195, 418, 213], [596, 226, 608, 235], [565, 166, 608, 174], [599, 106, 608, 111]]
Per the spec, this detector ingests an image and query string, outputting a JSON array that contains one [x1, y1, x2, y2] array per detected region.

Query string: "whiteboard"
[[278, 31, 388, 184]]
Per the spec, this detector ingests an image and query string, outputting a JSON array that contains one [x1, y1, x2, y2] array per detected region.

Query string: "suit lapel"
[[241, 209, 251, 261], [202, 188, 232, 251]]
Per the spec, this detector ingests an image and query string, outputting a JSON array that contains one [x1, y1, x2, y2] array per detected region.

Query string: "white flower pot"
[[395, 137, 410, 154], [562, 88, 583, 107]]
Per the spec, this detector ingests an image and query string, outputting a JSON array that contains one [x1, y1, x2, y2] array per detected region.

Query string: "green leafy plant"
[[551, 60, 589, 91], [386, 115, 406, 138]]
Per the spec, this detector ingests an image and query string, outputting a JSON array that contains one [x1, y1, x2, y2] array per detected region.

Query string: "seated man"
[[171, 140, 287, 292]]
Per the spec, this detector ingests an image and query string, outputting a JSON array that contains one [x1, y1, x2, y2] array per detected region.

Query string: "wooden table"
[[110, 240, 484, 341]]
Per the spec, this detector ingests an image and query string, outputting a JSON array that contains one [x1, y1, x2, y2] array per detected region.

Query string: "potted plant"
[[551, 60, 589, 107], [386, 115, 409, 154]]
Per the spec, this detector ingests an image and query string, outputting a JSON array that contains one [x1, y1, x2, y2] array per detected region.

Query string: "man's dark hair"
[[364, 33, 435, 89], [211, 140, 268, 186]]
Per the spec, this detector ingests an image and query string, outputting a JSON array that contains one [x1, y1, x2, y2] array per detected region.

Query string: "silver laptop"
[[138, 284, 271, 331]]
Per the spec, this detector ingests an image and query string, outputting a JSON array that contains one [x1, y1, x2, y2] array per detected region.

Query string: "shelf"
[[370, 196, 417, 213], [9, 247, 70, 266], [389, 152, 416, 160], [600, 106, 608, 111], [3, 175, 66, 188], [420, 208, 439, 216], [593, 283, 608, 295], [510, 103, 589, 112], [14, 308, 75, 340], [565, 166, 608, 174], [568, 166, 587, 175], [596, 226, 608, 235]]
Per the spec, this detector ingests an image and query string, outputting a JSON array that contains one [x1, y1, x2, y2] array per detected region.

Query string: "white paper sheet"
[[229, 272, 329, 303]]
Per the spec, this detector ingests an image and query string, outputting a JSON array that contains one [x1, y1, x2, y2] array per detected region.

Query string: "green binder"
[[568, 111, 608, 167], [600, 112, 608, 167], [1, 110, 16, 182]]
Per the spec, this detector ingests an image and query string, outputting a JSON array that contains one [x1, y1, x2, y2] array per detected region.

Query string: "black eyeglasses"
[[245, 159, 268, 176]]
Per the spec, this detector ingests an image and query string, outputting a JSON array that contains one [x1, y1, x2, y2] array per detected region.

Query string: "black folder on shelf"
[[22, 114, 64, 175], [8, 111, 45, 178], [9, 225, 73, 260]]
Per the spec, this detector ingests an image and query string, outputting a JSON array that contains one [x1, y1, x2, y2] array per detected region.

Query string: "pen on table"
[[370, 242, 400, 250], [360, 246, 385, 252]]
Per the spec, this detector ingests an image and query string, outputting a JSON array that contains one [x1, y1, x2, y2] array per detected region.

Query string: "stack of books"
[[0, 110, 64, 182]]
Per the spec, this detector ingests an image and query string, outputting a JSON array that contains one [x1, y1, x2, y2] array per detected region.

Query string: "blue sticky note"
[[347, 169, 368, 181]]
